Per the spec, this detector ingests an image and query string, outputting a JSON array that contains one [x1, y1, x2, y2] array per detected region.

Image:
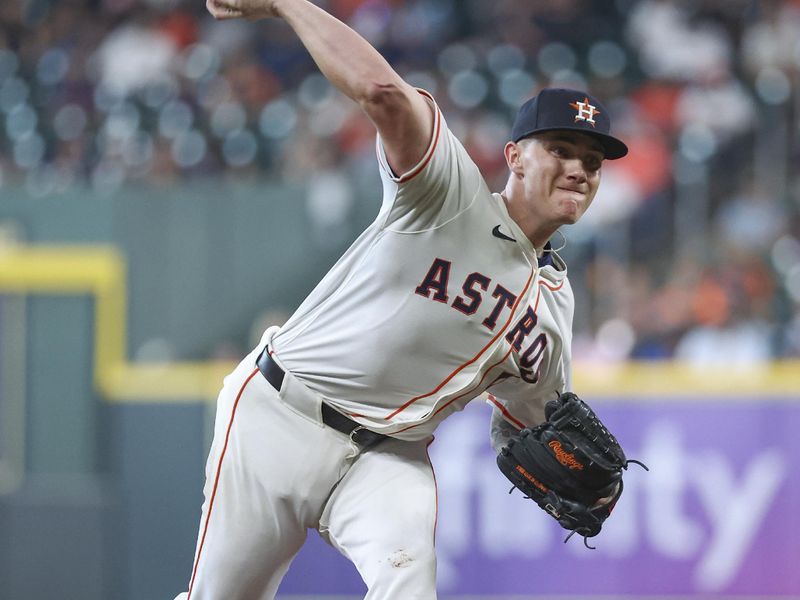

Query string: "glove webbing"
[[545, 393, 626, 470]]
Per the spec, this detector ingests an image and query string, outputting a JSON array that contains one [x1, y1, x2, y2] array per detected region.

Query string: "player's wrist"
[[267, 0, 295, 19], [265, 0, 280, 17]]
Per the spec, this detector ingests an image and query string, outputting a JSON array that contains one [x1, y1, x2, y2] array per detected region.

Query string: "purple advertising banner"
[[278, 396, 800, 597]]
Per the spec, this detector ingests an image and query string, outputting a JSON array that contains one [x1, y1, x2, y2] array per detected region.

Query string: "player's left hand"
[[496, 392, 647, 548], [206, 0, 280, 21]]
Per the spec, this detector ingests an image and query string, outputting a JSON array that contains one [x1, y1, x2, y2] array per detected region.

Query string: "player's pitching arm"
[[206, 0, 433, 174]]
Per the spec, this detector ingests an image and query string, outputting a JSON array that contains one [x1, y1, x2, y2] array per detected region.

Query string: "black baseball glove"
[[496, 392, 646, 547]]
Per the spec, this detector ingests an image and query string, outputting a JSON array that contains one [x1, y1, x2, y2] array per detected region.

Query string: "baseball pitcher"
[[175, 0, 641, 598]]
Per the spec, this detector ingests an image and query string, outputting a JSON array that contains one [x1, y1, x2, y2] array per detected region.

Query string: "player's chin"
[[558, 201, 583, 223]]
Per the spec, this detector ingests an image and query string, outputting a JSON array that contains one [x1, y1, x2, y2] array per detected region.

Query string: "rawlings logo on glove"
[[497, 392, 647, 548], [548, 440, 584, 470]]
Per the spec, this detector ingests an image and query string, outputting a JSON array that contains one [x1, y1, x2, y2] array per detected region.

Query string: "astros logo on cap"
[[569, 97, 600, 127]]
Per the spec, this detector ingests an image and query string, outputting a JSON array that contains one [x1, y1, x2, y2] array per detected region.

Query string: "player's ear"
[[504, 141, 524, 176]]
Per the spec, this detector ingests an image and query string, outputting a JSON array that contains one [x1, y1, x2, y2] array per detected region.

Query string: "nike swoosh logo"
[[492, 224, 516, 242]]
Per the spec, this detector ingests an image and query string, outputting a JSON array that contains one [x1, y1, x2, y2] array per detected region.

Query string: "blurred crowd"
[[1, 0, 799, 362]]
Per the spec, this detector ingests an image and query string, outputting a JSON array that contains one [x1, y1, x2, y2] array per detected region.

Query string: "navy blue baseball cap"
[[511, 88, 628, 160]]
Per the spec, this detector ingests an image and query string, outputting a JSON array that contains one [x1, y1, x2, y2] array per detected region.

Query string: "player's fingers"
[[206, 0, 243, 19], [210, 8, 244, 20]]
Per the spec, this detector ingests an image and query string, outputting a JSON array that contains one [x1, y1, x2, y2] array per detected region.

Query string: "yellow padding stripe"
[[573, 361, 800, 400], [0, 246, 126, 390], [102, 362, 235, 402]]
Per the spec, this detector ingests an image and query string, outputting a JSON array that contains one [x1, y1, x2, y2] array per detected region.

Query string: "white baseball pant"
[[175, 345, 439, 600]]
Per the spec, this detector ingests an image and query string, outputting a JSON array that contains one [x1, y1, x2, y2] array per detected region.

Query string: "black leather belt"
[[256, 348, 388, 448]]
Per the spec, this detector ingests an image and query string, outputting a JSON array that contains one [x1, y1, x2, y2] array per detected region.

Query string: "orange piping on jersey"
[[533, 279, 564, 312], [377, 89, 442, 184], [398, 95, 441, 183], [531, 283, 543, 313], [187, 367, 260, 599], [487, 394, 527, 430], [384, 268, 536, 420], [433, 346, 514, 415], [425, 438, 439, 547], [529, 278, 561, 314], [430, 345, 516, 418], [538, 279, 564, 293], [391, 342, 519, 436]]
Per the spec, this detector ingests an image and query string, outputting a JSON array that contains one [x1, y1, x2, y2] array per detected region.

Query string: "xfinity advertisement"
[[279, 398, 798, 597]]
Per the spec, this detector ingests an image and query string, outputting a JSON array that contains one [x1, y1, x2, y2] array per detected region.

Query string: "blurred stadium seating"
[[0, 1, 798, 599], [1, 0, 798, 361]]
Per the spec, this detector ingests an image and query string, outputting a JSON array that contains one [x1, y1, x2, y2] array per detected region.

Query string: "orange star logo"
[[569, 97, 600, 127]]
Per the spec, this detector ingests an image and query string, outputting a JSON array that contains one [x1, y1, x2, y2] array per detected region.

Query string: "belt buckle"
[[349, 426, 367, 445]]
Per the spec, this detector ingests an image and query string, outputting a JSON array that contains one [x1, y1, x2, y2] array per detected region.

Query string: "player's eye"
[[585, 158, 602, 172]]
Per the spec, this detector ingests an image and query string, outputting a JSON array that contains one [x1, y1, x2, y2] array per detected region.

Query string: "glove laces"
[[625, 458, 649, 471], [564, 529, 597, 550]]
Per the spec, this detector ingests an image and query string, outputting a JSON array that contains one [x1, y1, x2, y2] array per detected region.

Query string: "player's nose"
[[564, 160, 588, 182]]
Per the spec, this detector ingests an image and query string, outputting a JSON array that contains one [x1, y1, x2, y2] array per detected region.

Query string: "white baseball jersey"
[[179, 90, 578, 600], [271, 91, 575, 440]]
